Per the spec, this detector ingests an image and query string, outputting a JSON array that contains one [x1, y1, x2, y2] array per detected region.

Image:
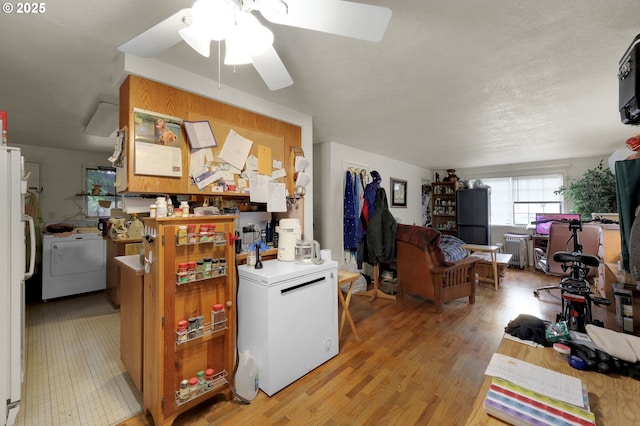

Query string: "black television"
[[534, 213, 581, 235], [619, 33, 640, 124]]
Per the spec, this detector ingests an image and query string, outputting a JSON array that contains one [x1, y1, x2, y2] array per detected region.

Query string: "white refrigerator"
[[238, 259, 339, 396], [1, 146, 35, 426]]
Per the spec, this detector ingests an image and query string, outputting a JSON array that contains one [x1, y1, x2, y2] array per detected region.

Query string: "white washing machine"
[[42, 232, 106, 300]]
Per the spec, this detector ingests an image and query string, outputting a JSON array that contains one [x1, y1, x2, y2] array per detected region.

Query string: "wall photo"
[[390, 178, 407, 207]]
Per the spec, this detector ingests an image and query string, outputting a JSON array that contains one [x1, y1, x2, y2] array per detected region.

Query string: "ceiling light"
[[224, 33, 253, 65], [84, 102, 119, 137], [179, 24, 211, 57]]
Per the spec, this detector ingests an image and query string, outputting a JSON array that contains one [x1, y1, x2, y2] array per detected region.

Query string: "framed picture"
[[390, 178, 407, 207]]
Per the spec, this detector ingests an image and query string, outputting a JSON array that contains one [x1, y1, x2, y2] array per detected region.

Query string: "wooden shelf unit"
[[431, 181, 457, 236], [143, 215, 237, 426]]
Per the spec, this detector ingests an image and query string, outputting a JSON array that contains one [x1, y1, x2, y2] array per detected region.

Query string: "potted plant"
[[555, 160, 617, 219]]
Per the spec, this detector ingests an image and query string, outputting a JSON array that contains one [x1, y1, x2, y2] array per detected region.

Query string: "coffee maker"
[[276, 218, 301, 261]]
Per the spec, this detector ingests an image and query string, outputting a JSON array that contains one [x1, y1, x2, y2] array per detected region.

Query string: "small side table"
[[462, 244, 500, 290], [337, 270, 361, 340]]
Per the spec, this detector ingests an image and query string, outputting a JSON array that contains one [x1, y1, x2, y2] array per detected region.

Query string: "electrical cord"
[[228, 259, 251, 405]]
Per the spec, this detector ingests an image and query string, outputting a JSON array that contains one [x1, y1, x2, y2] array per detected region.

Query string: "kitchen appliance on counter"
[[275, 218, 301, 261], [238, 259, 338, 396], [1, 146, 36, 426], [294, 240, 322, 264]]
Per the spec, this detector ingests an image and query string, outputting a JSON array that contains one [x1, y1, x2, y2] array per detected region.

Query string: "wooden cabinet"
[[602, 263, 640, 335], [457, 188, 491, 245], [106, 238, 142, 307], [115, 255, 145, 392], [431, 182, 457, 235], [143, 216, 236, 426]]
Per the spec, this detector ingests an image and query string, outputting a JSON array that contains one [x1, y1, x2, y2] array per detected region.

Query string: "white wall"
[[314, 141, 431, 267], [15, 143, 111, 223]]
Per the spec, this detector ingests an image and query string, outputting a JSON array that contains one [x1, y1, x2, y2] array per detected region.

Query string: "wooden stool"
[[337, 270, 361, 340]]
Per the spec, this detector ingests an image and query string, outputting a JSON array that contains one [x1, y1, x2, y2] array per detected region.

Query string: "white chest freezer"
[[237, 259, 338, 396]]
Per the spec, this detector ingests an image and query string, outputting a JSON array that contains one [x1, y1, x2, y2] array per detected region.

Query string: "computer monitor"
[[534, 213, 581, 235]]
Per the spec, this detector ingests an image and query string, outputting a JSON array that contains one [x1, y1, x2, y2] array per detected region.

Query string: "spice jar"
[[203, 257, 212, 278], [196, 315, 205, 336], [179, 379, 190, 401], [177, 225, 188, 245], [177, 319, 188, 344], [212, 303, 226, 331], [177, 262, 188, 285], [188, 317, 198, 339], [196, 370, 206, 394], [199, 224, 209, 242], [196, 260, 204, 280], [187, 261, 197, 281], [189, 377, 198, 398], [205, 368, 215, 390]]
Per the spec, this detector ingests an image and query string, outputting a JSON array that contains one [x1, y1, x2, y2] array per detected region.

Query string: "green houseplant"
[[555, 160, 617, 219]]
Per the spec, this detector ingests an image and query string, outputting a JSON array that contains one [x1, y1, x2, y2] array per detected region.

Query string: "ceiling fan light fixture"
[[235, 12, 274, 56], [191, 0, 234, 40], [255, 0, 288, 21], [179, 25, 211, 57], [224, 34, 253, 65]]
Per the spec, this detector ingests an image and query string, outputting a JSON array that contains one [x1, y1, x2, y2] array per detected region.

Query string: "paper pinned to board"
[[258, 145, 272, 175], [248, 171, 269, 203], [295, 156, 309, 172], [271, 168, 286, 180], [295, 171, 311, 188], [184, 120, 217, 149], [219, 129, 253, 170], [108, 130, 125, 166], [245, 155, 258, 171], [267, 182, 287, 212]]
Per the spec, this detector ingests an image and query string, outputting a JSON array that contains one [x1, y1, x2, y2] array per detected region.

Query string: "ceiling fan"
[[117, 0, 392, 91]]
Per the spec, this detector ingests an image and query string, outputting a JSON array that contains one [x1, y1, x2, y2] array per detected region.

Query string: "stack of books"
[[484, 377, 595, 425]]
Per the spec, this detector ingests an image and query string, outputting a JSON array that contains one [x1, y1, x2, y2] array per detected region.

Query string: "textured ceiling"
[[1, 0, 640, 169]]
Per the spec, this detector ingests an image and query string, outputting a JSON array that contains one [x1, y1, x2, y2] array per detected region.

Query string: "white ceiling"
[[1, 0, 640, 170]]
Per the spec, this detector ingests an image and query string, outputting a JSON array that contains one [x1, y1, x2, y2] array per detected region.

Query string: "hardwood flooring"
[[118, 269, 616, 426]]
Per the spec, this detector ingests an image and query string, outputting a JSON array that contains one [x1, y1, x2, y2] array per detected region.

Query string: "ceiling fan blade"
[[118, 8, 192, 57], [259, 0, 392, 42], [251, 46, 293, 91]]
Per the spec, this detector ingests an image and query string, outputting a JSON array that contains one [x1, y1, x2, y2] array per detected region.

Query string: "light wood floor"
[[118, 269, 616, 426]]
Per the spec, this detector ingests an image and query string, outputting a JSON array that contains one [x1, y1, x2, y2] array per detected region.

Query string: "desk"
[[337, 270, 361, 340], [465, 338, 640, 425], [463, 244, 500, 290]]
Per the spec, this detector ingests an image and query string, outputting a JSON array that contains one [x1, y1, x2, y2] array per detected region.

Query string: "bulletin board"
[[187, 112, 285, 193], [120, 75, 302, 196]]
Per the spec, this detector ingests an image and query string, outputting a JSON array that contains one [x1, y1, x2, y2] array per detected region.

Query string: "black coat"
[[366, 188, 397, 263]]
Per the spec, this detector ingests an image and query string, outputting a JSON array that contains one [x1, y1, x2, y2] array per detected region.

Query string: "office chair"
[[533, 220, 610, 331], [533, 221, 602, 295]]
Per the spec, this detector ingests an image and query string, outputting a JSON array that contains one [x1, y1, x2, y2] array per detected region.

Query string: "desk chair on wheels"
[[533, 221, 601, 296], [532, 220, 610, 332]]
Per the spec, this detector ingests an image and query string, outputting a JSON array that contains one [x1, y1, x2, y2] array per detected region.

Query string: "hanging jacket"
[[343, 171, 357, 251], [366, 188, 397, 263], [354, 172, 364, 245]]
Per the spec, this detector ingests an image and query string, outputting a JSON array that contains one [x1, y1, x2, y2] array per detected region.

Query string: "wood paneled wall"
[[119, 75, 302, 196]]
